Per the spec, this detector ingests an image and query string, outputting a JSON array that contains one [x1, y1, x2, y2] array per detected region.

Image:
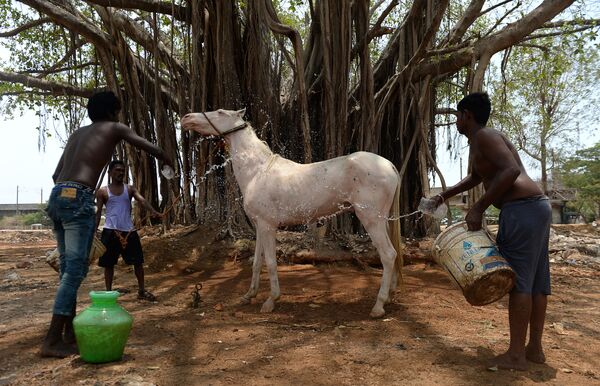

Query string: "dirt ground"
[[0, 224, 599, 386]]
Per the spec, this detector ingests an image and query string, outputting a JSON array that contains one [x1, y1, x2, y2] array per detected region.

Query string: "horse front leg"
[[259, 227, 279, 313], [240, 228, 264, 304]]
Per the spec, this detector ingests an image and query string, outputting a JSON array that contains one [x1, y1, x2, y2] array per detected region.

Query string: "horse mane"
[[245, 123, 274, 158]]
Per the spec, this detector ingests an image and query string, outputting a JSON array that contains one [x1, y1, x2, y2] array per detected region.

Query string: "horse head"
[[181, 108, 246, 136]]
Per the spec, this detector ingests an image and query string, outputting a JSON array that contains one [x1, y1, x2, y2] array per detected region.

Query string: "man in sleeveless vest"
[[44, 91, 173, 358], [431, 93, 551, 371], [95, 160, 161, 301]]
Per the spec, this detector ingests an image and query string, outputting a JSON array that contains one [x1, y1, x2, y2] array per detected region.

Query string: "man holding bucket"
[[43, 91, 173, 358], [431, 92, 551, 371]]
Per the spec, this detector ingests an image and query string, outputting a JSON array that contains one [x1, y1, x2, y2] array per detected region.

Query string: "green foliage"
[[22, 210, 52, 226], [449, 206, 464, 223], [560, 142, 600, 220], [490, 32, 600, 177], [0, 206, 51, 228], [484, 205, 500, 224]]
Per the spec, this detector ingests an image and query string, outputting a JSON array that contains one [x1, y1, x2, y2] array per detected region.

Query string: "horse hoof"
[[369, 308, 385, 318], [239, 296, 251, 305], [260, 299, 275, 313]]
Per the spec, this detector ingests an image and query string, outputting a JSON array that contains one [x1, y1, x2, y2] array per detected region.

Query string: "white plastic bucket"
[[432, 221, 515, 306]]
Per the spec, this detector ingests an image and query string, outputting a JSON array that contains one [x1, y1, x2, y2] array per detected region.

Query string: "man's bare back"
[[54, 121, 168, 188], [470, 128, 543, 208]]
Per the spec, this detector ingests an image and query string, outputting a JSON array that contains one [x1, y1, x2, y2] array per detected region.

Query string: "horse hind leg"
[[259, 226, 279, 313], [240, 227, 265, 304], [390, 266, 398, 293], [357, 213, 397, 318]]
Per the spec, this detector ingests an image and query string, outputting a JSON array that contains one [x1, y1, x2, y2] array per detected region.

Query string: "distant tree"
[[491, 31, 600, 194], [22, 209, 52, 226], [560, 142, 600, 221]]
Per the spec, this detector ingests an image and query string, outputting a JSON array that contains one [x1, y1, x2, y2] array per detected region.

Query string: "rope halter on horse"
[[201, 111, 248, 137]]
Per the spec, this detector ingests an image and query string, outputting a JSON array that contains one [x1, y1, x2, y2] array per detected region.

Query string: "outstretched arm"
[[130, 185, 161, 218], [114, 123, 174, 168], [435, 173, 482, 203]]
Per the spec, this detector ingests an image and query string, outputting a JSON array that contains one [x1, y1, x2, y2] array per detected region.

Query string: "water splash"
[[193, 157, 233, 184]]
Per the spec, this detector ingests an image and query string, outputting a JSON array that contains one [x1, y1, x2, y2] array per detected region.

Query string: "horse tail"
[[389, 169, 404, 289]]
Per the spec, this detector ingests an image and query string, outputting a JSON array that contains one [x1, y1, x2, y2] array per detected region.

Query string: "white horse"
[[181, 109, 403, 317]]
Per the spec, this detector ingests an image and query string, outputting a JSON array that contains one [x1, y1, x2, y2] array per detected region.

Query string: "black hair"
[[87, 91, 121, 122], [108, 159, 125, 171], [457, 92, 491, 126]]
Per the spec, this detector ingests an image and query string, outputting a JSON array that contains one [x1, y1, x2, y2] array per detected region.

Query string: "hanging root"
[[390, 179, 404, 290]]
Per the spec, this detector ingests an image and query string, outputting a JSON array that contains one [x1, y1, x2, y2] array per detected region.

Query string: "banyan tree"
[[0, 0, 589, 238]]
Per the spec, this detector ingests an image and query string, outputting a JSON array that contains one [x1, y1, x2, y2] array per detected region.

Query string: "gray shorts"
[[496, 195, 552, 295]]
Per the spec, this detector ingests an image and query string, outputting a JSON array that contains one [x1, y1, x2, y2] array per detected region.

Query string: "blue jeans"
[[46, 182, 96, 316]]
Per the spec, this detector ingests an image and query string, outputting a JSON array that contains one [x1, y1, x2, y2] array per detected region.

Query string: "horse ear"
[[236, 108, 246, 118]]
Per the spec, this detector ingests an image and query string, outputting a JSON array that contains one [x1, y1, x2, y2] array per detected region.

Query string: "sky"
[[0, 111, 64, 204]]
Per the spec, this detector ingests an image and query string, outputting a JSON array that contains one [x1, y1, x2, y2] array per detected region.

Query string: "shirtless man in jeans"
[[43, 91, 173, 358], [432, 92, 551, 371]]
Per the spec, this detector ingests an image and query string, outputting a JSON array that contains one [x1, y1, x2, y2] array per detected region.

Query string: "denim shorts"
[[46, 182, 96, 315], [496, 196, 552, 295]]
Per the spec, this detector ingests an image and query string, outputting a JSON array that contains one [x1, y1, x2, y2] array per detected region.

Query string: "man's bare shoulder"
[[473, 127, 507, 146], [474, 127, 503, 139], [96, 186, 108, 200]]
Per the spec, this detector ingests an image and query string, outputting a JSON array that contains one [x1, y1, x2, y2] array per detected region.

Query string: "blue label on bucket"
[[485, 246, 500, 257], [463, 241, 472, 249], [483, 261, 505, 271]]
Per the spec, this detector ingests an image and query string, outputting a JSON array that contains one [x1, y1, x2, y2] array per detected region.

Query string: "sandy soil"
[[0, 225, 598, 386]]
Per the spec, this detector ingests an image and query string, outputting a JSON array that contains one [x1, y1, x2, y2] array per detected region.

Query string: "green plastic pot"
[[73, 291, 133, 363]]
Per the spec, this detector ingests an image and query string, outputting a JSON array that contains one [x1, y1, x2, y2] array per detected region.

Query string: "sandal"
[[137, 290, 157, 301]]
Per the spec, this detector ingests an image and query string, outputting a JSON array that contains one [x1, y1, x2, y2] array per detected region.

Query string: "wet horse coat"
[[181, 109, 403, 317]]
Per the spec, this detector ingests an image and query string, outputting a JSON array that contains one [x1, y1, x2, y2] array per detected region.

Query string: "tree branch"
[[375, 0, 448, 110], [32, 39, 88, 78], [101, 8, 186, 77], [20, 61, 99, 75], [444, 0, 485, 46], [0, 70, 95, 97], [435, 107, 458, 116], [540, 19, 600, 29], [515, 43, 549, 52], [351, 0, 398, 60], [414, 0, 576, 80], [0, 17, 51, 37], [426, 40, 471, 57], [369, 0, 387, 16], [18, 0, 112, 48], [1, 91, 55, 96], [521, 25, 599, 42], [481, 1, 522, 39], [479, 0, 516, 18], [84, 0, 190, 22]]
